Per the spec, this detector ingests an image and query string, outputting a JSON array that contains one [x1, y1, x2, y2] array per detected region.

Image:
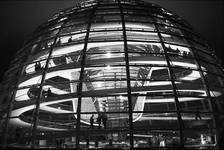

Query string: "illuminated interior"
[[1, 0, 224, 149]]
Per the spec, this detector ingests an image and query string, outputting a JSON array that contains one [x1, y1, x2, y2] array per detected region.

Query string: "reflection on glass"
[[162, 33, 188, 46], [89, 31, 123, 41], [133, 130, 180, 148], [91, 22, 122, 31], [126, 31, 159, 41], [24, 59, 47, 74], [200, 61, 223, 75], [165, 43, 192, 57], [169, 55, 197, 69], [125, 22, 155, 31], [158, 25, 183, 36]]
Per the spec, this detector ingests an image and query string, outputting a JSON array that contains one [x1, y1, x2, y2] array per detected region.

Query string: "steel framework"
[[0, 0, 224, 149]]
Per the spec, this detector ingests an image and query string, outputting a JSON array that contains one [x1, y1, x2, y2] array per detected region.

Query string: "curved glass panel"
[[0, 0, 223, 149]]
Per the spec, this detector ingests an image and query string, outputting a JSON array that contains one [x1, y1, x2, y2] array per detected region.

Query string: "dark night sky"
[[0, 0, 223, 83]]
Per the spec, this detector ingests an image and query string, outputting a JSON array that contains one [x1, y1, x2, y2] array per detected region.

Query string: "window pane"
[[158, 25, 183, 36], [126, 31, 159, 41], [161, 33, 189, 46], [133, 130, 180, 148], [89, 31, 123, 42], [165, 43, 193, 58]]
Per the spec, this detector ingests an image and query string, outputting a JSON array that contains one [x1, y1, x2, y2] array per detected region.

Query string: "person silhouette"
[[68, 37, 72, 43], [35, 62, 42, 72], [35, 62, 39, 72], [97, 114, 102, 129], [47, 88, 52, 98], [102, 114, 108, 129], [195, 107, 201, 120], [90, 114, 94, 129], [56, 38, 61, 46]]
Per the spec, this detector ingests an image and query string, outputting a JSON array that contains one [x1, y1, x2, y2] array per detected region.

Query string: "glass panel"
[[97, 5, 119, 9], [60, 24, 87, 35], [95, 8, 120, 15], [79, 130, 130, 149], [38, 112, 77, 130], [123, 8, 149, 15], [57, 33, 86, 45], [24, 59, 47, 74], [191, 40, 210, 52], [161, 33, 189, 46], [35, 131, 77, 148], [48, 53, 81, 69], [129, 66, 169, 80], [125, 22, 155, 31], [12, 99, 77, 127], [168, 55, 198, 69], [158, 25, 183, 36], [64, 12, 90, 27], [82, 66, 127, 92], [87, 42, 124, 53], [51, 44, 84, 57], [165, 43, 193, 57], [129, 54, 166, 67], [82, 80, 127, 92], [94, 14, 121, 22], [38, 28, 60, 40], [199, 61, 223, 75], [127, 42, 164, 53], [18, 74, 43, 88], [42, 82, 79, 98], [29, 39, 54, 56], [172, 68, 202, 84], [44, 68, 80, 92], [133, 112, 179, 130], [133, 130, 180, 148], [194, 50, 217, 64], [83, 66, 126, 80], [132, 95, 176, 113], [126, 31, 159, 41], [90, 22, 122, 31], [86, 53, 125, 64], [211, 97, 224, 113], [183, 30, 207, 46], [155, 18, 178, 28], [124, 14, 153, 22], [208, 86, 224, 98], [16, 87, 39, 101], [80, 96, 129, 113], [204, 73, 224, 88], [80, 112, 129, 129], [89, 31, 123, 42], [175, 81, 206, 99], [179, 98, 211, 112], [183, 116, 216, 148]]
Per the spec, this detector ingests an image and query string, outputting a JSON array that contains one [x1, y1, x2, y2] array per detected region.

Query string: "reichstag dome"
[[0, 0, 224, 149]]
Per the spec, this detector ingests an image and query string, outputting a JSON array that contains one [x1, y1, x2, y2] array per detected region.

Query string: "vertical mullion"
[[154, 21, 184, 147], [75, 3, 99, 149], [30, 35, 59, 148], [30, 15, 70, 148], [118, 0, 134, 149]]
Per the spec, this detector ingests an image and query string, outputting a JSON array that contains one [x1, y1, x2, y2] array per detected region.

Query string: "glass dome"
[[1, 0, 224, 149]]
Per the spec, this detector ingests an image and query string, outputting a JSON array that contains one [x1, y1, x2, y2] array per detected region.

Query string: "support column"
[[154, 23, 184, 147], [75, 3, 99, 149], [118, 1, 134, 149]]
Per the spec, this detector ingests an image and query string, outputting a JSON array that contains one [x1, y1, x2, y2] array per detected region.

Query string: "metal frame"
[[0, 0, 223, 149]]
